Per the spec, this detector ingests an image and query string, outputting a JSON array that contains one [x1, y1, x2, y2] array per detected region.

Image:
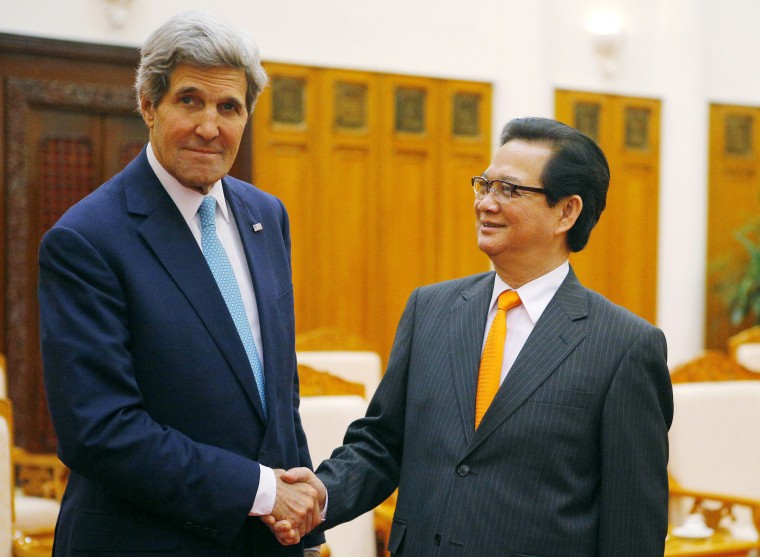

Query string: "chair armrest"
[[374, 490, 397, 555], [670, 485, 760, 533], [12, 447, 68, 501]]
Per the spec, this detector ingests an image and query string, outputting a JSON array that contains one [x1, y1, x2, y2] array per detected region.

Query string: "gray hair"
[[135, 11, 268, 114]]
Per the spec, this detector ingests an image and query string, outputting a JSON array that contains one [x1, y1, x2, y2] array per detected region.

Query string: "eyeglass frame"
[[471, 176, 546, 201]]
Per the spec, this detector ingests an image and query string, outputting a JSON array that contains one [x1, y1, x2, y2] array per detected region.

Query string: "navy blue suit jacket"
[[38, 149, 323, 555]]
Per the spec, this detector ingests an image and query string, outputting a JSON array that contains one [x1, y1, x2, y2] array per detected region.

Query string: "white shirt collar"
[[490, 261, 570, 325], [146, 142, 229, 225]]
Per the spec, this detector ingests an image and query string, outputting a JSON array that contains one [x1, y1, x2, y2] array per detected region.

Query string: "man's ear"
[[556, 195, 583, 235], [139, 95, 156, 129]]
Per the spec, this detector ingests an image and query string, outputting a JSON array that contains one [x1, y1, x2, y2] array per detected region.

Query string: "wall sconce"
[[103, 0, 133, 29], [586, 11, 624, 78]]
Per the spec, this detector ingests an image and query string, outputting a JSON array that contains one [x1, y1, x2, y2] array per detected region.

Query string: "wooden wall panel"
[[609, 97, 660, 322], [317, 69, 380, 344], [555, 91, 614, 297], [253, 64, 318, 327], [254, 64, 492, 364], [377, 75, 440, 358], [556, 90, 661, 324], [439, 80, 492, 280], [706, 105, 760, 349]]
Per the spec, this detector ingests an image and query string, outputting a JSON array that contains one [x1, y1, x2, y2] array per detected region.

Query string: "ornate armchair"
[[667, 351, 760, 553], [0, 399, 14, 556], [298, 364, 375, 557], [0, 354, 63, 556], [728, 325, 760, 371], [295, 329, 395, 556]]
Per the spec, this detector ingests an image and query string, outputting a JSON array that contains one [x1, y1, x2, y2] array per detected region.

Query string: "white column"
[[654, 0, 707, 366]]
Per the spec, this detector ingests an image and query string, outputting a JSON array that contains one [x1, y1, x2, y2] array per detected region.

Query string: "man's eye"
[[222, 102, 236, 111], [180, 96, 194, 105], [495, 183, 512, 196]]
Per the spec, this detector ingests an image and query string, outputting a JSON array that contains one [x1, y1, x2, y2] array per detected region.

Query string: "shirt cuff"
[[248, 464, 276, 516]]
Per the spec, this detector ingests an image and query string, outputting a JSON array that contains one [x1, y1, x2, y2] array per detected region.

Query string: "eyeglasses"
[[471, 176, 546, 202]]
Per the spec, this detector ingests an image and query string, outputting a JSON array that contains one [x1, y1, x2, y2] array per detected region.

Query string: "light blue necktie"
[[198, 196, 267, 416]]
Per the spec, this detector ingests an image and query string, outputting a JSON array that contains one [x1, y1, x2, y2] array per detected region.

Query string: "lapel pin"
[[252, 223, 263, 232]]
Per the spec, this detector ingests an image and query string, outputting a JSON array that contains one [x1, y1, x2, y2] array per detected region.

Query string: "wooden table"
[[665, 528, 760, 556], [13, 529, 54, 557]]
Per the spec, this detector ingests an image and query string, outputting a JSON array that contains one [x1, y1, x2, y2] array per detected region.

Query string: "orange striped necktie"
[[475, 290, 522, 428]]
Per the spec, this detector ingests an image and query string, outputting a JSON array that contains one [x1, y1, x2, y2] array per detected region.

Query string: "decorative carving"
[[120, 142, 145, 168], [5, 77, 136, 451], [728, 324, 760, 361], [14, 447, 69, 500], [725, 114, 753, 156], [295, 326, 373, 351], [669, 350, 760, 383], [298, 364, 365, 398], [573, 103, 601, 142], [272, 76, 306, 125], [625, 107, 650, 150], [395, 87, 425, 133], [334, 81, 367, 130], [452, 92, 480, 137], [40, 138, 94, 231]]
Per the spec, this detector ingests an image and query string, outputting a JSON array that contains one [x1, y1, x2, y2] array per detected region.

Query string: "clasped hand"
[[260, 468, 326, 545]]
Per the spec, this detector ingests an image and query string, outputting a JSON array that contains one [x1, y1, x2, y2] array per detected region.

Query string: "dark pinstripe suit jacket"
[[316, 268, 673, 557]]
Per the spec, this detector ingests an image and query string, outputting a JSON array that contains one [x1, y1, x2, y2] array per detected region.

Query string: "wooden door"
[[377, 74, 441, 358], [254, 63, 492, 364], [556, 90, 661, 324], [252, 63, 319, 328], [438, 79, 493, 281], [316, 69, 381, 347], [5, 76, 147, 451], [706, 104, 760, 349]]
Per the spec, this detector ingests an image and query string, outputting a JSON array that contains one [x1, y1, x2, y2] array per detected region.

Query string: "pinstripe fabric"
[[316, 268, 672, 557]]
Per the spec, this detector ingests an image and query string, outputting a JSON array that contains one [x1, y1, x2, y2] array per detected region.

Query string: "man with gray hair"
[[38, 11, 324, 556]]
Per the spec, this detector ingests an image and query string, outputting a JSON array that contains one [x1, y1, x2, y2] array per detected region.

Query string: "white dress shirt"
[[146, 143, 276, 516], [483, 261, 570, 383]]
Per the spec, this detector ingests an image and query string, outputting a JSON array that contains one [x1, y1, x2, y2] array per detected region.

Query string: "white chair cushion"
[[14, 489, 59, 532], [670, 381, 760, 540], [0, 419, 12, 556], [670, 381, 760, 498], [735, 344, 760, 372], [300, 395, 375, 557]]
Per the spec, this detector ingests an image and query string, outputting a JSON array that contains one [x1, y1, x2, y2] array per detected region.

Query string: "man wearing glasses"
[[272, 117, 673, 556]]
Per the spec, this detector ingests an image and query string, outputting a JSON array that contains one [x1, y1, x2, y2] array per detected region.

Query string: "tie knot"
[[198, 196, 217, 230], [497, 290, 521, 312]]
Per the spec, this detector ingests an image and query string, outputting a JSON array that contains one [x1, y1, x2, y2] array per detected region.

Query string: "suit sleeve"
[[314, 289, 418, 528], [39, 225, 261, 544], [598, 326, 673, 556]]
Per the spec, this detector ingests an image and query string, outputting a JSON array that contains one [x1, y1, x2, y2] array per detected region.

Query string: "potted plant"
[[725, 220, 760, 326]]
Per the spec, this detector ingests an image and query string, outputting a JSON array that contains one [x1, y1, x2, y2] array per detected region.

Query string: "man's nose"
[[476, 191, 500, 211], [195, 108, 220, 141]]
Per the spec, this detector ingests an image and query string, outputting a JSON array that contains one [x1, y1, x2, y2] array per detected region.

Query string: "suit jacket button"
[[434, 533, 442, 545], [457, 464, 470, 476]]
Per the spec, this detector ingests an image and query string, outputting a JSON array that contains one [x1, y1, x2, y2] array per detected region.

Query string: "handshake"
[[261, 467, 326, 545]]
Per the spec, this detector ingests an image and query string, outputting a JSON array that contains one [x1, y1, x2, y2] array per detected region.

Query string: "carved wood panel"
[[556, 90, 661, 325], [5, 76, 144, 451]]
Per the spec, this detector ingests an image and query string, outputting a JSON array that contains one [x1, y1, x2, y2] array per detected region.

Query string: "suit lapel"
[[125, 155, 266, 422], [449, 274, 495, 445], [223, 181, 277, 421], [467, 268, 589, 454]]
